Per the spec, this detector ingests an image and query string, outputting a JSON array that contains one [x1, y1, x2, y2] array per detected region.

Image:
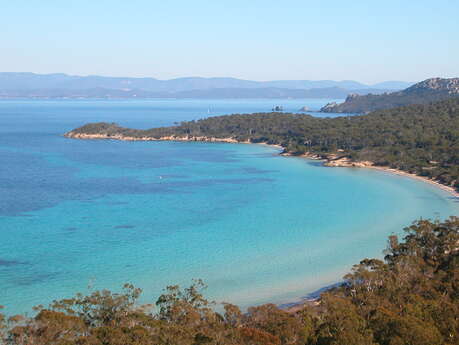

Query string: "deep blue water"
[[0, 99, 457, 315]]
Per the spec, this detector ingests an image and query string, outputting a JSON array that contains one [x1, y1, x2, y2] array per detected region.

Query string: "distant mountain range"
[[321, 77, 459, 113], [0, 72, 413, 99]]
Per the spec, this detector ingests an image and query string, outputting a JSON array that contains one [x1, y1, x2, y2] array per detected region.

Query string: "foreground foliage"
[[1, 217, 458, 345], [69, 98, 459, 191]]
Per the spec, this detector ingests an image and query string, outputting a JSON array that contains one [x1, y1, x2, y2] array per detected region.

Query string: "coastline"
[[320, 156, 458, 198], [64, 132, 285, 150], [65, 132, 459, 198], [364, 165, 459, 198], [278, 282, 344, 313]]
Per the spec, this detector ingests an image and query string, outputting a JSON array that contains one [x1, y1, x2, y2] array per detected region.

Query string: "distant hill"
[[321, 77, 459, 113], [0, 86, 394, 100], [168, 87, 396, 99], [0, 72, 412, 99]]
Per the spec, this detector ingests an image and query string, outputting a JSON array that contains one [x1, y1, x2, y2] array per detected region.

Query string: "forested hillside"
[[1, 217, 458, 345], [320, 77, 459, 113], [67, 98, 459, 191]]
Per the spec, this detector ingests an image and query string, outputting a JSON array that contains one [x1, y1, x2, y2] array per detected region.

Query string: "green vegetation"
[[68, 98, 459, 191], [320, 90, 459, 113], [1, 217, 458, 344], [320, 77, 459, 113]]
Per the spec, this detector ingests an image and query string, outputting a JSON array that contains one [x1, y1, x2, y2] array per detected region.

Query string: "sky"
[[2, 0, 458, 84]]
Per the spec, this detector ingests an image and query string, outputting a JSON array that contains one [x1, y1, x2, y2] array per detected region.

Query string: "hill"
[[321, 77, 459, 113], [0, 72, 411, 99], [66, 98, 459, 192]]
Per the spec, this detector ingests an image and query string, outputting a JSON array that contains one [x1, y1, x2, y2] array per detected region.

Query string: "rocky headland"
[[320, 77, 459, 113]]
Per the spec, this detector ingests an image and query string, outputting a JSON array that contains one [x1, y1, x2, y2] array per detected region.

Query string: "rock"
[[320, 102, 338, 112], [406, 77, 459, 94], [324, 157, 374, 167], [345, 93, 360, 101]]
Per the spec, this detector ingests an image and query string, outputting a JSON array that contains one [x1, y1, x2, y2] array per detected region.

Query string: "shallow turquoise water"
[[0, 99, 457, 315]]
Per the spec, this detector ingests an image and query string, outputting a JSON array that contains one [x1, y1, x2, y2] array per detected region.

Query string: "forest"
[[1, 217, 458, 345], [68, 98, 459, 191]]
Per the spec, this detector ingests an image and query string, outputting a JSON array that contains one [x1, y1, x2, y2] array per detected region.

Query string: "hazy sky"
[[2, 0, 458, 83]]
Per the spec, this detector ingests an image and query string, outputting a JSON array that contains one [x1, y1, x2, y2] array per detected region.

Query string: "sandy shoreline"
[[317, 157, 457, 198], [279, 151, 459, 198], [363, 165, 459, 198], [252, 144, 457, 311], [228, 141, 458, 198]]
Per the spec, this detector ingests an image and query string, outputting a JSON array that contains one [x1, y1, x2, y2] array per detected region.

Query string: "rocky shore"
[[65, 131, 249, 144]]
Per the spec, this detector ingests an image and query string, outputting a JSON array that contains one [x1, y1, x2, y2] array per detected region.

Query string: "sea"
[[0, 98, 457, 315]]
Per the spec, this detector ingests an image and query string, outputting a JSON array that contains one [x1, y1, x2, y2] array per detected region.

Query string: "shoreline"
[[364, 165, 459, 198], [305, 155, 458, 198], [65, 132, 459, 198], [278, 282, 343, 313]]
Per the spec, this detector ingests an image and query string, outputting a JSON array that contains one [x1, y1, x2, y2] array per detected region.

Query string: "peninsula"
[[66, 98, 459, 194]]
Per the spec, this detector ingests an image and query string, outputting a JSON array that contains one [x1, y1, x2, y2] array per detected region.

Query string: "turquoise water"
[[0, 99, 457, 315]]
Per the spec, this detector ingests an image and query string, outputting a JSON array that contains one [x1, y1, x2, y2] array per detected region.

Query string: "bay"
[[0, 99, 457, 315]]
